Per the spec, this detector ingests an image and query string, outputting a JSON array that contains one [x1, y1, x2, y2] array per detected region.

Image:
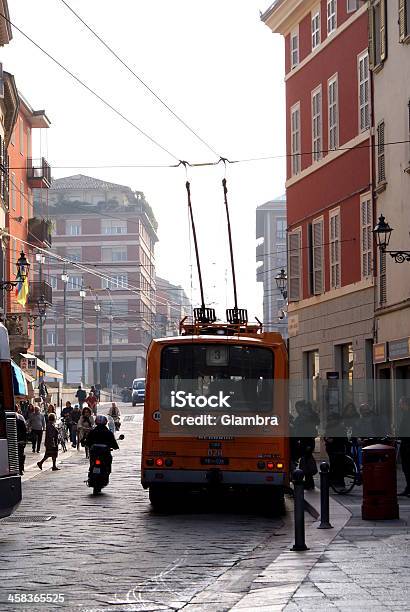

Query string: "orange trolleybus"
[[141, 317, 289, 513]]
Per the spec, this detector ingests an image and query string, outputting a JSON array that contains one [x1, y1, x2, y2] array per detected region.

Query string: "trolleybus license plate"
[[200, 457, 229, 465]]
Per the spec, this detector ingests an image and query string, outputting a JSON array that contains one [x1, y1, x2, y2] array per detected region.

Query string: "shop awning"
[[22, 370, 36, 384], [11, 360, 28, 397], [20, 353, 63, 379]]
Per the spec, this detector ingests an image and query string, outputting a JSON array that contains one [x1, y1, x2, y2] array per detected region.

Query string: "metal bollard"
[[292, 468, 308, 551], [318, 461, 333, 529]]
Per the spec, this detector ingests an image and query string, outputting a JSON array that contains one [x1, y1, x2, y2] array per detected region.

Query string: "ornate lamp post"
[[275, 268, 288, 300], [373, 214, 410, 263], [0, 251, 30, 291]]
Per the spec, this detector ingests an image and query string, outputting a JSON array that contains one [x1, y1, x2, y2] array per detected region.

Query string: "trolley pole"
[[318, 462, 333, 529], [292, 468, 308, 551]]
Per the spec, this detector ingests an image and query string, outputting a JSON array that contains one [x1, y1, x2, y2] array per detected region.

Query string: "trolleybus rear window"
[[160, 344, 274, 412]]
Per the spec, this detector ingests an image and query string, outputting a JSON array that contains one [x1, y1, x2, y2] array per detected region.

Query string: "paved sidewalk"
[[232, 472, 410, 611]]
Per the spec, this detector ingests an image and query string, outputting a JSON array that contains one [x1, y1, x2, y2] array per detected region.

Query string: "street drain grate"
[[123, 414, 139, 422], [3, 515, 56, 523]]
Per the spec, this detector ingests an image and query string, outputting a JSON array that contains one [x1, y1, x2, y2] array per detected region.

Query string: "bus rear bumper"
[[0, 475, 22, 519], [142, 469, 284, 488]]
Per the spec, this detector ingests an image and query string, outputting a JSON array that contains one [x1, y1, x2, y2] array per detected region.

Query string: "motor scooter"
[[87, 435, 124, 495]]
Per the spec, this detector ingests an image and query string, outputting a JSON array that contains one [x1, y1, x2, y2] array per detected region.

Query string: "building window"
[[102, 219, 127, 235], [377, 120, 386, 183], [288, 228, 301, 302], [291, 103, 301, 176], [46, 330, 56, 346], [360, 196, 373, 279], [311, 7, 321, 50], [10, 173, 16, 210], [358, 51, 370, 132], [329, 209, 341, 289], [399, 0, 410, 42], [67, 330, 82, 346], [50, 276, 58, 290], [19, 118, 24, 155], [66, 248, 82, 262], [26, 128, 31, 158], [20, 180, 25, 217], [102, 273, 128, 290], [340, 343, 354, 404], [327, 0, 337, 35], [347, 0, 360, 12], [311, 86, 322, 162], [68, 276, 82, 291], [328, 75, 339, 151], [379, 250, 387, 303], [369, 0, 387, 68], [276, 218, 287, 240], [67, 221, 81, 236], [102, 246, 127, 262], [290, 28, 299, 68], [102, 328, 128, 344], [312, 218, 324, 294]]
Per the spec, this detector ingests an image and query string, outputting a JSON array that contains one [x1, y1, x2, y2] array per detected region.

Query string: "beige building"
[[370, 0, 410, 422]]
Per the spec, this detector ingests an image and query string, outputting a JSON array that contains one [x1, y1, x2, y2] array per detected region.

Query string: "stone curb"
[[229, 489, 351, 611]]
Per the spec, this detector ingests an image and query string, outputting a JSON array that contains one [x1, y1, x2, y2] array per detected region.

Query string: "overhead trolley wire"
[[57, 0, 222, 160], [0, 11, 180, 163]]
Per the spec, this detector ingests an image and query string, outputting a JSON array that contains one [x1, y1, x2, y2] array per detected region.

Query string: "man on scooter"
[[85, 415, 119, 472]]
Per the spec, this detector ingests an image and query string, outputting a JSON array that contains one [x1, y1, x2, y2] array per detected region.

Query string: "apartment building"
[[6, 94, 51, 357], [40, 174, 158, 386], [262, 0, 374, 407], [256, 195, 288, 336], [370, 0, 410, 422], [155, 276, 191, 337]]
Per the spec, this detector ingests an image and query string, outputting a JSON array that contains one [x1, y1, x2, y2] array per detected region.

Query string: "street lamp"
[[80, 286, 86, 385], [108, 306, 113, 401], [373, 214, 410, 263], [0, 250, 30, 291], [37, 294, 47, 360], [61, 270, 69, 383], [275, 269, 288, 300], [94, 299, 101, 386]]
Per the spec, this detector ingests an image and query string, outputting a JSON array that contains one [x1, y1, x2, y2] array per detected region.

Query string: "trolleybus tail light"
[[276, 462, 284, 469], [267, 461, 274, 470], [146, 459, 154, 466], [95, 459, 101, 466], [155, 457, 164, 467], [165, 458, 173, 467], [257, 461, 265, 469]]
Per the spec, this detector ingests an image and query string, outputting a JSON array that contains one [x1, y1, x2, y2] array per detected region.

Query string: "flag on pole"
[[15, 272, 29, 307]]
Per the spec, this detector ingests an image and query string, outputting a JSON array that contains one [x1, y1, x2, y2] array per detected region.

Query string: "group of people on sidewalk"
[[14, 382, 121, 475], [290, 396, 410, 497]]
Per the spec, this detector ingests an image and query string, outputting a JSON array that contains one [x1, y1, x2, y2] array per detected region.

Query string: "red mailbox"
[[362, 444, 399, 520]]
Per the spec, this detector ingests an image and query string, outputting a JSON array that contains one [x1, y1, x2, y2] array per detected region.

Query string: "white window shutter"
[[399, 0, 407, 42], [380, 0, 387, 61]]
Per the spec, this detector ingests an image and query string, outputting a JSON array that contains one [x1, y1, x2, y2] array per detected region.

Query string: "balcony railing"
[[27, 281, 52, 307], [28, 217, 52, 247], [27, 157, 51, 189]]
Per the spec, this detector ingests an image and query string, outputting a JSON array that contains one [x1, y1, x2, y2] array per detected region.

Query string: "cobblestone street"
[[0, 404, 295, 612]]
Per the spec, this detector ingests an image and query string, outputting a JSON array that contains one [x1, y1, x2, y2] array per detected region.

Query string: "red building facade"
[[263, 0, 375, 406]]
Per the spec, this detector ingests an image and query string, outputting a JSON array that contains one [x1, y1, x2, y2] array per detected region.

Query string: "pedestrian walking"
[[86, 391, 98, 416], [16, 410, 27, 475], [77, 406, 94, 457], [28, 406, 45, 453], [75, 385, 87, 405], [291, 400, 318, 490], [37, 413, 59, 471], [70, 404, 81, 447], [398, 396, 410, 497]]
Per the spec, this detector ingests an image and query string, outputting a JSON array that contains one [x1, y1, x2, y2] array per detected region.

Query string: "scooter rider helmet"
[[95, 415, 108, 426]]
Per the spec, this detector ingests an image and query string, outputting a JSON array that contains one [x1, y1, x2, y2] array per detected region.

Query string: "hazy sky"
[[2, 0, 286, 322]]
